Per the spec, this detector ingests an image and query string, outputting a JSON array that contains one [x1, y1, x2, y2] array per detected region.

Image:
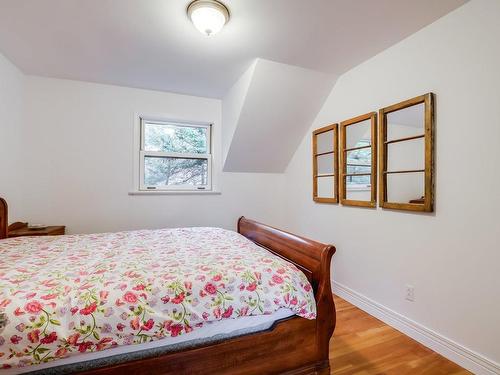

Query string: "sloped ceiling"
[[0, 0, 466, 98], [0, 0, 467, 173], [223, 59, 336, 173]]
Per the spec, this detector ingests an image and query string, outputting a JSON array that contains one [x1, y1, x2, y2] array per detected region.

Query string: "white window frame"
[[138, 118, 213, 192]]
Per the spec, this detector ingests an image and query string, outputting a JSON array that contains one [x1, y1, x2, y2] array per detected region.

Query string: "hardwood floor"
[[329, 296, 471, 375]]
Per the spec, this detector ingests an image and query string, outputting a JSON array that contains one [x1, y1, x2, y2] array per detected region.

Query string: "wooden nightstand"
[[7, 222, 66, 238]]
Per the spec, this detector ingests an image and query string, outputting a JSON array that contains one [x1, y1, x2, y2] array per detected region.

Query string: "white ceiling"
[[0, 0, 466, 98]]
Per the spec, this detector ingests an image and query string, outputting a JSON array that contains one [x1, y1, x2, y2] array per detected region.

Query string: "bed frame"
[[0, 207, 336, 374]]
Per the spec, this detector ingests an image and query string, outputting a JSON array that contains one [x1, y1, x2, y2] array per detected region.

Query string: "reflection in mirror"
[[346, 176, 372, 201], [340, 112, 377, 207], [346, 148, 372, 175], [379, 93, 434, 212], [317, 176, 335, 198], [317, 153, 334, 175], [346, 119, 372, 149], [386, 172, 424, 203], [386, 103, 425, 141], [387, 138, 425, 171], [316, 130, 334, 154], [312, 124, 339, 203]]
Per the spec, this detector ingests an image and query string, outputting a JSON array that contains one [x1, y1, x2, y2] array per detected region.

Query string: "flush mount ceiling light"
[[187, 0, 230, 36]]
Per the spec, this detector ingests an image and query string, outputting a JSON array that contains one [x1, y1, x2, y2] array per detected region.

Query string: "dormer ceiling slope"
[[223, 59, 336, 172]]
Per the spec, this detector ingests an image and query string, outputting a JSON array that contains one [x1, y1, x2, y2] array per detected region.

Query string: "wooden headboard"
[[0, 197, 7, 239]]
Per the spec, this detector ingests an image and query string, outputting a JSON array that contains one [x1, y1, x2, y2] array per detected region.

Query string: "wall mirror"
[[379, 93, 434, 212], [339, 112, 377, 207], [312, 124, 339, 203]]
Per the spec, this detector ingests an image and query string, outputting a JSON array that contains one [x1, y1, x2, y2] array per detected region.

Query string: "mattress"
[[0, 227, 316, 371], [4, 307, 295, 374]]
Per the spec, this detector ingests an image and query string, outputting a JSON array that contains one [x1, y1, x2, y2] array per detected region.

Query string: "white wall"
[[11, 76, 286, 233], [285, 0, 500, 371], [0, 53, 28, 222]]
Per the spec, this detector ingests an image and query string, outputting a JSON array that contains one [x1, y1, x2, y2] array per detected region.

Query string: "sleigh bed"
[[0, 200, 336, 375]]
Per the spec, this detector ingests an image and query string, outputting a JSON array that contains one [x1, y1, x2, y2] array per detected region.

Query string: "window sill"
[[128, 190, 221, 196]]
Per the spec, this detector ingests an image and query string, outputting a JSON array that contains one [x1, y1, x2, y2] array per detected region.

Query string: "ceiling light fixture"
[[187, 0, 230, 37]]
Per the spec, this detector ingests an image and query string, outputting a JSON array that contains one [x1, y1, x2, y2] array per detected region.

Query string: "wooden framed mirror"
[[379, 93, 434, 212], [312, 124, 339, 203], [339, 112, 377, 207]]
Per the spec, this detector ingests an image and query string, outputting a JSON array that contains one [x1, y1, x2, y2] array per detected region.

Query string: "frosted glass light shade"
[[187, 0, 230, 36]]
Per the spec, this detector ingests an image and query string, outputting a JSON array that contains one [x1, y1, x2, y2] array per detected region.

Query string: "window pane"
[[346, 148, 371, 175], [316, 130, 334, 154], [347, 165, 371, 175], [345, 174, 371, 187], [387, 172, 424, 203], [387, 137, 424, 171], [317, 176, 334, 198], [144, 156, 208, 187], [144, 122, 208, 154], [346, 176, 371, 200], [317, 153, 334, 174], [346, 120, 371, 149], [386, 103, 424, 141]]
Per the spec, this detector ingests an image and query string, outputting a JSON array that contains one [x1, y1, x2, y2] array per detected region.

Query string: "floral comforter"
[[0, 227, 315, 370]]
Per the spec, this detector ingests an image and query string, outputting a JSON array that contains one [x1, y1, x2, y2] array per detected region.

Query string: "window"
[[139, 119, 212, 191]]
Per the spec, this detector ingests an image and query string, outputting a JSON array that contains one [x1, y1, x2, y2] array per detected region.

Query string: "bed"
[[0, 201, 336, 374]]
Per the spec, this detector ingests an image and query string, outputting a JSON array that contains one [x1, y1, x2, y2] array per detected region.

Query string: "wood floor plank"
[[329, 295, 471, 375]]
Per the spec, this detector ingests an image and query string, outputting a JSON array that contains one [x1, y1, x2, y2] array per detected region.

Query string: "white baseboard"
[[333, 282, 500, 375]]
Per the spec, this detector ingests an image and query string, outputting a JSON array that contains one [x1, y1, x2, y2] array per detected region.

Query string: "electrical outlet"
[[405, 285, 415, 302]]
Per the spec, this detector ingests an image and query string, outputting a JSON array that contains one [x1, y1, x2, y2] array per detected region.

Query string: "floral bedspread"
[[0, 227, 316, 370]]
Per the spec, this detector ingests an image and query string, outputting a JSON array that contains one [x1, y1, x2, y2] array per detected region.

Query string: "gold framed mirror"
[[379, 93, 434, 212], [339, 112, 377, 207], [312, 124, 339, 203]]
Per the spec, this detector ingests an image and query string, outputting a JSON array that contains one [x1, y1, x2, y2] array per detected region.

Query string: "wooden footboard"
[[238, 217, 337, 365], [76, 218, 337, 375]]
